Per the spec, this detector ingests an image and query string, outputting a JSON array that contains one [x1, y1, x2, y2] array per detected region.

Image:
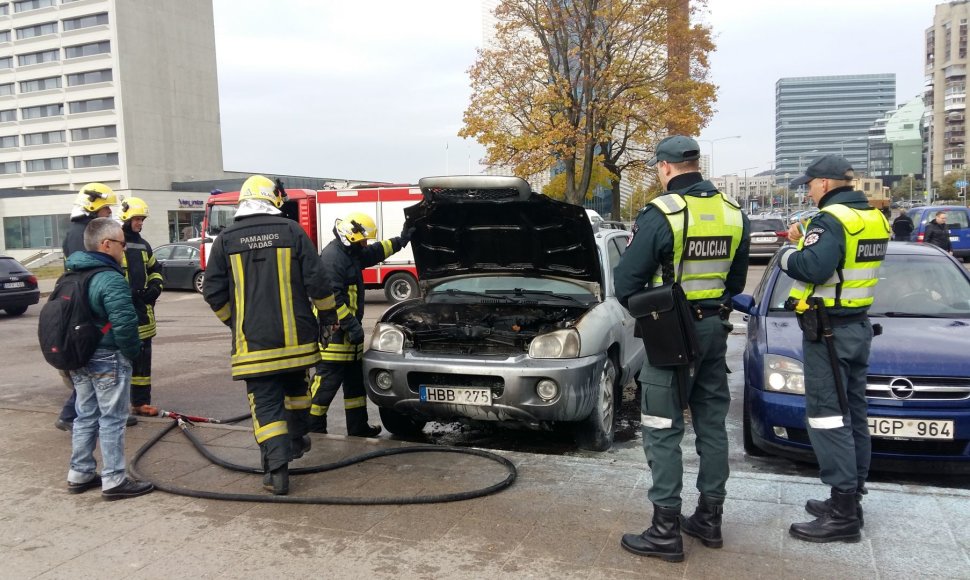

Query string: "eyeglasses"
[[105, 238, 127, 248]]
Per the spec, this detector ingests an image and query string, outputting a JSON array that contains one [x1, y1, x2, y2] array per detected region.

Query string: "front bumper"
[[363, 349, 607, 425]]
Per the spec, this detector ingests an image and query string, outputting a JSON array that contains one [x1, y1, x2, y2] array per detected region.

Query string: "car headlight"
[[528, 329, 580, 359], [370, 323, 405, 354], [764, 353, 805, 395]]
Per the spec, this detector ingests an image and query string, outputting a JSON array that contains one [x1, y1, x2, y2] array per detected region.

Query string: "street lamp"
[[739, 166, 758, 212], [908, 173, 914, 206], [698, 135, 741, 178]]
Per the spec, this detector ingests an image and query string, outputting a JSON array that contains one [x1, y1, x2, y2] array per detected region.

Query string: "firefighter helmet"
[[335, 212, 377, 245], [238, 175, 286, 208], [120, 197, 149, 221], [75, 183, 117, 214]]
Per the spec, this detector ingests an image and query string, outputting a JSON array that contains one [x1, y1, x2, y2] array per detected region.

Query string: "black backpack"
[[38, 266, 114, 371]]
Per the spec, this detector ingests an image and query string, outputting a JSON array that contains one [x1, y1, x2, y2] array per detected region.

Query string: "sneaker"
[[131, 404, 159, 417], [102, 478, 154, 501], [54, 419, 73, 432], [126, 415, 138, 427], [67, 475, 101, 494]]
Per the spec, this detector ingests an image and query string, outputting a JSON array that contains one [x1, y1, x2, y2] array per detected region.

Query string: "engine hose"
[[128, 413, 517, 505]]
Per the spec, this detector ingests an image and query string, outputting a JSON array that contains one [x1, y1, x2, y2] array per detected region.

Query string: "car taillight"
[[27, 275, 37, 286], [775, 231, 788, 239], [916, 233, 924, 242]]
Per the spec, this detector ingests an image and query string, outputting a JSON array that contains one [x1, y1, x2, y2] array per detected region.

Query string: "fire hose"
[[129, 410, 517, 505]]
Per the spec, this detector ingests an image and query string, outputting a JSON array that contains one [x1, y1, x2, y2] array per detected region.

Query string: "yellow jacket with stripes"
[[121, 227, 164, 340], [203, 215, 337, 380]]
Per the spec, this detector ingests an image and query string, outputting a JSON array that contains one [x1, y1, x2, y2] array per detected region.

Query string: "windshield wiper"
[[440, 289, 514, 302], [874, 312, 950, 318], [503, 288, 587, 304]]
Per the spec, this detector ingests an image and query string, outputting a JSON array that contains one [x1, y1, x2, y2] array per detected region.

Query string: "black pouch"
[[796, 308, 822, 342], [628, 283, 699, 367]]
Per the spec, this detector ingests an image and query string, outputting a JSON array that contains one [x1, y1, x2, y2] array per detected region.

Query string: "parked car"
[[906, 205, 970, 261], [363, 176, 646, 451], [153, 242, 204, 293], [748, 217, 789, 258], [0, 256, 40, 316], [733, 242, 970, 470], [787, 208, 819, 225]]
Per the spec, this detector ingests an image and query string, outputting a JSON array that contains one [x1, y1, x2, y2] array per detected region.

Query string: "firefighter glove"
[[400, 222, 416, 247], [139, 285, 162, 305], [347, 320, 366, 345]]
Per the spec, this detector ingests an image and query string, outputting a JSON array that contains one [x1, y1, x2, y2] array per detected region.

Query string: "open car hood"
[[405, 176, 602, 294]]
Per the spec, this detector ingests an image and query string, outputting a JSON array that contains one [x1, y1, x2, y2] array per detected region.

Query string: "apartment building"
[[924, 0, 970, 187]]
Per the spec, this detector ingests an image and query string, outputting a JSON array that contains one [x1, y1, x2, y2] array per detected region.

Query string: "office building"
[[867, 95, 925, 181], [924, 0, 969, 187], [775, 74, 896, 181]]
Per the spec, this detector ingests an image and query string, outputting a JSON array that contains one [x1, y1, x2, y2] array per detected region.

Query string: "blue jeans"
[[68, 348, 132, 490]]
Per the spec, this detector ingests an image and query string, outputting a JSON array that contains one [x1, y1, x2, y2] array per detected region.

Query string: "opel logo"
[[888, 377, 915, 400]]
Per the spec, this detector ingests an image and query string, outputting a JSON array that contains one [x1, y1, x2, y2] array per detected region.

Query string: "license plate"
[[868, 417, 954, 440], [419, 386, 492, 406], [3, 281, 25, 289], [753, 236, 776, 243], [950, 236, 959, 242]]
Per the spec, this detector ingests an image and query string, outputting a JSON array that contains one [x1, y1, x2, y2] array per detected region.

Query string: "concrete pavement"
[[2, 404, 969, 579]]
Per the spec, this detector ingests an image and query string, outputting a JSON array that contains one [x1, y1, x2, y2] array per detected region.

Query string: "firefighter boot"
[[680, 494, 724, 548], [307, 414, 328, 434], [620, 505, 685, 562], [805, 491, 864, 528], [291, 435, 312, 460], [264, 465, 289, 496], [790, 488, 862, 543]]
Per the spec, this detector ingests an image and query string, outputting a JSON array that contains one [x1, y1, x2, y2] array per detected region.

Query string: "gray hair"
[[84, 217, 122, 251]]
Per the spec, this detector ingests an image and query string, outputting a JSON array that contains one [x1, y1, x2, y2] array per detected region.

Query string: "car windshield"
[[751, 219, 785, 233], [767, 254, 970, 317], [430, 275, 595, 304], [206, 205, 235, 236]]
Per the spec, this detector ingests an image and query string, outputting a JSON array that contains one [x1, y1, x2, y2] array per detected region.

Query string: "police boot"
[[805, 491, 864, 528], [620, 505, 684, 562], [789, 488, 861, 543], [680, 494, 724, 548]]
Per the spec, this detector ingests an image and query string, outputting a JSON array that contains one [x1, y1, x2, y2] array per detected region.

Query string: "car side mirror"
[[732, 293, 755, 315]]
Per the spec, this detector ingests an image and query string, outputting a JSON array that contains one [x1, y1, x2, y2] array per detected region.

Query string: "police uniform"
[[203, 178, 337, 494], [779, 155, 890, 543], [616, 135, 750, 562], [122, 222, 164, 410], [309, 233, 406, 436]]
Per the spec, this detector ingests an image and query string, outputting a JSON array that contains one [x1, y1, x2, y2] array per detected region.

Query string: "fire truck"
[[200, 184, 423, 302]]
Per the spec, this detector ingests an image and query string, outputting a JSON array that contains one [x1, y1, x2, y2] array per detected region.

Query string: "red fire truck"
[[200, 185, 423, 302]]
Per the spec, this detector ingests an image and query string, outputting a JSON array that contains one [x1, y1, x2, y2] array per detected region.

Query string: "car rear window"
[[751, 219, 784, 233], [0, 257, 28, 276]]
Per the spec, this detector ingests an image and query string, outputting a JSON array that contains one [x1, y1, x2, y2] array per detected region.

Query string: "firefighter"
[[203, 175, 338, 495], [308, 212, 413, 437], [119, 197, 164, 416]]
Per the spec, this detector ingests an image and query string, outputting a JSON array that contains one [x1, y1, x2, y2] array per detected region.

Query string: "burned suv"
[[363, 176, 645, 451]]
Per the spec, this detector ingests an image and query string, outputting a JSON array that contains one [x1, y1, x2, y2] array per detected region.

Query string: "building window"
[[64, 41, 110, 59], [25, 157, 67, 172], [71, 124, 115, 141], [0, 83, 12, 96], [0, 135, 17, 148], [73, 152, 118, 168], [0, 57, 12, 70], [0, 161, 18, 174], [17, 49, 59, 66], [15, 22, 57, 40], [21, 103, 63, 119], [0, 30, 10, 43], [169, 210, 204, 243], [23, 130, 63, 145], [62, 12, 108, 31], [20, 76, 61, 93], [69, 97, 113, 113], [3, 214, 70, 250], [0, 4, 8, 16], [14, 0, 55, 12], [66, 69, 112, 86], [0, 109, 15, 122]]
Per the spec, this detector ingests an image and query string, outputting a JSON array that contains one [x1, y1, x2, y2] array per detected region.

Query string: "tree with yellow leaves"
[[461, 0, 716, 211]]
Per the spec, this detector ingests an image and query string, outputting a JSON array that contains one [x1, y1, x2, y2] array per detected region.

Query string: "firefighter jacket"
[[62, 214, 92, 259], [122, 224, 164, 340], [203, 214, 337, 380], [319, 234, 406, 363]]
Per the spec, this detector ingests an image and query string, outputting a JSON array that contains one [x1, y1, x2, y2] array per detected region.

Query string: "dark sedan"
[[734, 242, 970, 470], [154, 242, 204, 293], [748, 217, 789, 258], [0, 256, 40, 316]]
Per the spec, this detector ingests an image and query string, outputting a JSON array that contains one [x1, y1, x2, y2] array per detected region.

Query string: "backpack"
[[38, 266, 114, 371]]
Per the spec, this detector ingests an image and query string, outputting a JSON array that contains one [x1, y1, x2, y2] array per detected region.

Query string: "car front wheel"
[[378, 406, 427, 437], [574, 355, 618, 451], [743, 400, 768, 457]]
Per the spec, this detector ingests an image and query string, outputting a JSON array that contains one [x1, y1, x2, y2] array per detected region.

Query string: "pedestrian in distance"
[[66, 217, 154, 500], [923, 211, 953, 255], [119, 198, 165, 417], [780, 154, 890, 543], [203, 175, 339, 495], [614, 135, 751, 562], [55, 183, 138, 431], [891, 210, 914, 242], [308, 212, 414, 437]]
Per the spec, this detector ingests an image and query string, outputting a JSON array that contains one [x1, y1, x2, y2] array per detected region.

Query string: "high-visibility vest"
[[650, 192, 744, 300], [788, 203, 890, 308]]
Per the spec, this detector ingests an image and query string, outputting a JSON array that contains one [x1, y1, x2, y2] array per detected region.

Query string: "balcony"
[[945, 64, 967, 78]]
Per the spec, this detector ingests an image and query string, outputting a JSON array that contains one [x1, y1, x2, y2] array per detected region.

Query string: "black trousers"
[[308, 360, 371, 435], [130, 339, 152, 407], [244, 370, 311, 472]]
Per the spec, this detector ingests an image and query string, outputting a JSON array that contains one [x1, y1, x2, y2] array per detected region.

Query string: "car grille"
[[866, 375, 970, 402], [406, 372, 504, 397], [786, 428, 969, 456]]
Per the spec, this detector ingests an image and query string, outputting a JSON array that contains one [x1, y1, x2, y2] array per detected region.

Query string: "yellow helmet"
[[120, 197, 149, 221], [238, 175, 286, 208], [75, 183, 117, 214], [335, 212, 377, 245]]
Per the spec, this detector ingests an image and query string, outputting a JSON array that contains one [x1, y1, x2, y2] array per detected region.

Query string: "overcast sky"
[[213, 0, 943, 184]]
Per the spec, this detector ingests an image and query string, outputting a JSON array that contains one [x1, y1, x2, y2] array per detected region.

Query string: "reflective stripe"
[[809, 286, 875, 300], [231, 352, 322, 379], [842, 268, 878, 281], [381, 239, 393, 257], [131, 376, 151, 386], [683, 260, 733, 275], [344, 396, 367, 410], [284, 395, 311, 410], [336, 304, 353, 320], [652, 194, 686, 214], [808, 415, 845, 429], [277, 247, 297, 347], [254, 420, 288, 443], [641, 414, 673, 429], [313, 294, 336, 311], [349, 284, 359, 315], [147, 273, 164, 285], [321, 351, 361, 362], [681, 278, 726, 292], [322, 342, 360, 353], [231, 254, 248, 355], [779, 247, 795, 271], [310, 404, 329, 417], [309, 374, 321, 397], [231, 342, 318, 364], [214, 303, 231, 322]]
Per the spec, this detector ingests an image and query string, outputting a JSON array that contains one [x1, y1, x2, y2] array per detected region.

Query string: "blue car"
[[906, 205, 970, 262], [734, 242, 970, 470]]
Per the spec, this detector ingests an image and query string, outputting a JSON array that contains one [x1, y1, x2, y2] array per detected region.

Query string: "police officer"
[[203, 175, 338, 495], [615, 135, 750, 562], [780, 155, 889, 543], [119, 198, 164, 417], [308, 212, 413, 437]]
